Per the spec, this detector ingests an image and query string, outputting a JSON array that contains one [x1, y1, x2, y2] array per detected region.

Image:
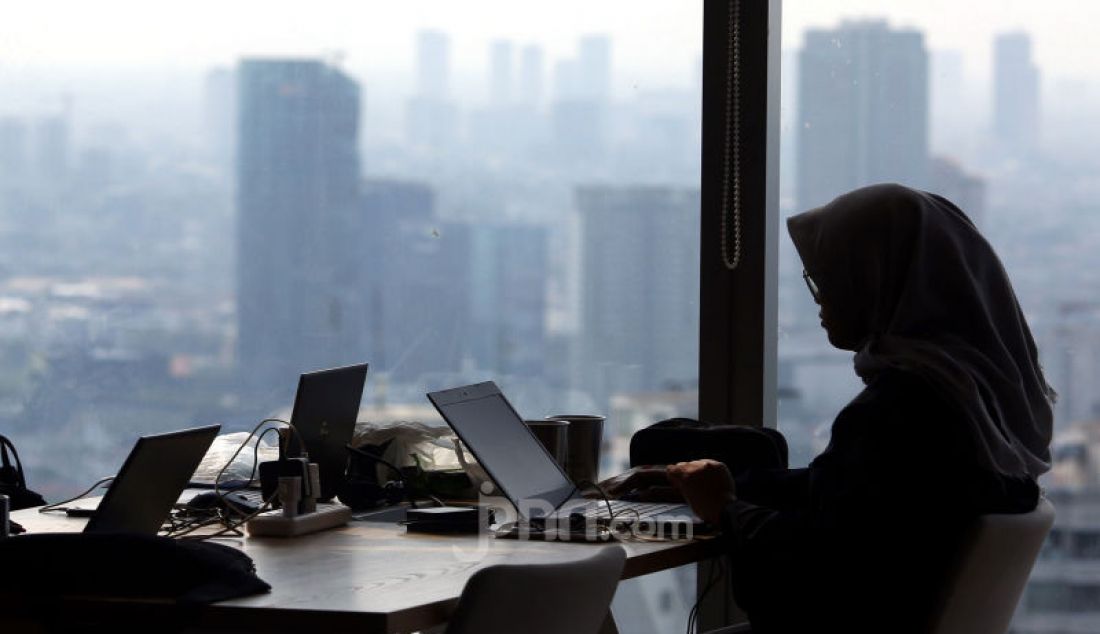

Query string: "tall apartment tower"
[[518, 45, 544, 107], [993, 32, 1040, 156], [406, 30, 458, 148], [236, 59, 364, 391], [575, 186, 700, 408], [796, 20, 929, 211], [552, 35, 613, 165], [489, 40, 514, 106]]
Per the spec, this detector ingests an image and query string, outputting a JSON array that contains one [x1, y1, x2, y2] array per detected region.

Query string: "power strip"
[[245, 504, 352, 537]]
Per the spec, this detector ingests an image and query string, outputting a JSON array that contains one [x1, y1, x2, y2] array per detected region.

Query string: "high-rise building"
[[993, 32, 1040, 156], [415, 30, 450, 99], [468, 223, 548, 378], [406, 30, 458, 148], [577, 35, 612, 102], [0, 117, 28, 190], [236, 59, 364, 391], [518, 45, 544, 108], [551, 36, 613, 165], [34, 113, 70, 186], [489, 40, 514, 106], [360, 179, 471, 384], [575, 186, 700, 408], [796, 19, 929, 210], [930, 157, 987, 228]]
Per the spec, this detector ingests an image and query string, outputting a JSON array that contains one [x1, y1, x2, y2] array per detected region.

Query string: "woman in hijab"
[[668, 184, 1054, 633]]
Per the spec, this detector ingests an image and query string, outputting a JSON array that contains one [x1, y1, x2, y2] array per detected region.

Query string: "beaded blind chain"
[[719, 0, 743, 271]]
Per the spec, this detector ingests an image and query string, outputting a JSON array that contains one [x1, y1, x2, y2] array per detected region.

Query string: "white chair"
[[444, 545, 626, 634], [929, 497, 1055, 634], [706, 498, 1055, 634]]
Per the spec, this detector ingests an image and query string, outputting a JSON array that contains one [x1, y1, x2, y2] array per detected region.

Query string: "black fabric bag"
[[629, 417, 789, 475], [0, 433, 47, 510], [0, 532, 271, 604], [2, 433, 47, 534]]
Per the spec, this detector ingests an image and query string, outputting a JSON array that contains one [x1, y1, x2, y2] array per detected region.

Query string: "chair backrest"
[[931, 497, 1055, 634], [445, 545, 627, 634]]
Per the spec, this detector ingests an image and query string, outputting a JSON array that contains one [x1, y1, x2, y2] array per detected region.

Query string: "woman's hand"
[[667, 459, 737, 524], [593, 466, 682, 502]]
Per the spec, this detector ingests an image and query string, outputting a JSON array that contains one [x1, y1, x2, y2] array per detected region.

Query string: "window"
[[2, 2, 706, 629], [778, 2, 1100, 628]]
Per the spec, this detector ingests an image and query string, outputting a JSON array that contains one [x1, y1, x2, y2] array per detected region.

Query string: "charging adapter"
[[259, 458, 310, 511], [404, 506, 491, 534]]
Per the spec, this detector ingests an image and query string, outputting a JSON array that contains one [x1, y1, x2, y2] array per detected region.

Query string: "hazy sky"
[[2, 1, 1096, 80]]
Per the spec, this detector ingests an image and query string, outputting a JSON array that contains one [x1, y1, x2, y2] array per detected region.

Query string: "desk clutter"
[[0, 363, 726, 634]]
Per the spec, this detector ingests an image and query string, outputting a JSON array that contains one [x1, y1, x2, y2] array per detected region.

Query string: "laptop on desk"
[[284, 363, 369, 501], [77, 425, 221, 534], [426, 382, 703, 537]]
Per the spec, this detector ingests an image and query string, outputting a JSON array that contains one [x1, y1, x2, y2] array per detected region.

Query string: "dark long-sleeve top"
[[721, 368, 1039, 633]]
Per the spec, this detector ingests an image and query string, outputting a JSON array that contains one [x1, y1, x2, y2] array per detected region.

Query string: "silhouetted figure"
[[669, 184, 1054, 633]]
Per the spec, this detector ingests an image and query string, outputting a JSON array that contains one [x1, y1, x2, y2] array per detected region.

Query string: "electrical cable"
[[248, 426, 282, 485], [169, 491, 280, 540], [37, 476, 115, 514], [345, 443, 445, 510], [687, 555, 727, 634], [165, 416, 302, 537], [213, 417, 299, 518]]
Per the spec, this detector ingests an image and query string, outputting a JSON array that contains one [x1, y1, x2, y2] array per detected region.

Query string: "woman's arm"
[[734, 467, 811, 510]]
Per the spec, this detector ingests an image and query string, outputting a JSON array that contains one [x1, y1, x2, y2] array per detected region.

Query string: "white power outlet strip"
[[246, 503, 352, 537]]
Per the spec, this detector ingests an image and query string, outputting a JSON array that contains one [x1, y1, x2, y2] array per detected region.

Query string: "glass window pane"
[[780, 2, 1098, 628], [2, 4, 702, 628]]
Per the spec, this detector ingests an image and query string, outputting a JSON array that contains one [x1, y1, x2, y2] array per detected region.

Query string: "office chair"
[[928, 496, 1055, 634], [705, 497, 1056, 634], [444, 545, 626, 634]]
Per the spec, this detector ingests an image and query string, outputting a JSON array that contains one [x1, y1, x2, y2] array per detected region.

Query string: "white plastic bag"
[[191, 431, 281, 486], [351, 421, 462, 483]]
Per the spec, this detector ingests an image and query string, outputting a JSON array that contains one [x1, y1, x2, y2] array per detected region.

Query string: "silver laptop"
[[426, 382, 702, 534]]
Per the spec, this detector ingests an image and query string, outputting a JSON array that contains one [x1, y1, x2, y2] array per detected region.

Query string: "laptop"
[[82, 425, 221, 534], [426, 382, 703, 535], [285, 363, 369, 501]]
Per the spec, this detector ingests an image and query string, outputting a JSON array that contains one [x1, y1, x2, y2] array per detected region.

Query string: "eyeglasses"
[[802, 269, 821, 302]]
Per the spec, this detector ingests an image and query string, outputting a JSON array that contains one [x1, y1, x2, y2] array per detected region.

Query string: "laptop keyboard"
[[581, 500, 685, 521]]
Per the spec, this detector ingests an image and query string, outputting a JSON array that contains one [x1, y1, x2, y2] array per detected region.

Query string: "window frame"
[[698, 0, 781, 429]]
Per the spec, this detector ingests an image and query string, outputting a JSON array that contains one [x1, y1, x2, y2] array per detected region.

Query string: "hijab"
[[787, 183, 1055, 478]]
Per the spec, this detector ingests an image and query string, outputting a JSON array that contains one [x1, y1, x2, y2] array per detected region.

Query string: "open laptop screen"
[[287, 363, 369, 501], [428, 382, 576, 519], [84, 424, 220, 534]]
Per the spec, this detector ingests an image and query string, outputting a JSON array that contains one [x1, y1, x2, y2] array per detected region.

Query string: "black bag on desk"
[[0, 533, 271, 604], [1, 433, 47, 511], [629, 417, 788, 475]]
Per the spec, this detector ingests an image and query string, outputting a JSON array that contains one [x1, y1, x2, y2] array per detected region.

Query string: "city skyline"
[[3, 2, 1098, 81]]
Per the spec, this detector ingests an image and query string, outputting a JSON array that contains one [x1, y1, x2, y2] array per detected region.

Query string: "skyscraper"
[[0, 117, 28, 190], [993, 32, 1040, 156], [406, 30, 457, 148], [489, 40, 514, 106], [518, 45, 544, 107], [34, 113, 70, 187], [415, 30, 449, 99], [551, 35, 613, 165], [577, 35, 611, 102], [236, 59, 364, 391], [575, 186, 700, 408], [796, 20, 929, 210], [468, 223, 548, 378], [930, 156, 987, 228], [360, 179, 471, 383]]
